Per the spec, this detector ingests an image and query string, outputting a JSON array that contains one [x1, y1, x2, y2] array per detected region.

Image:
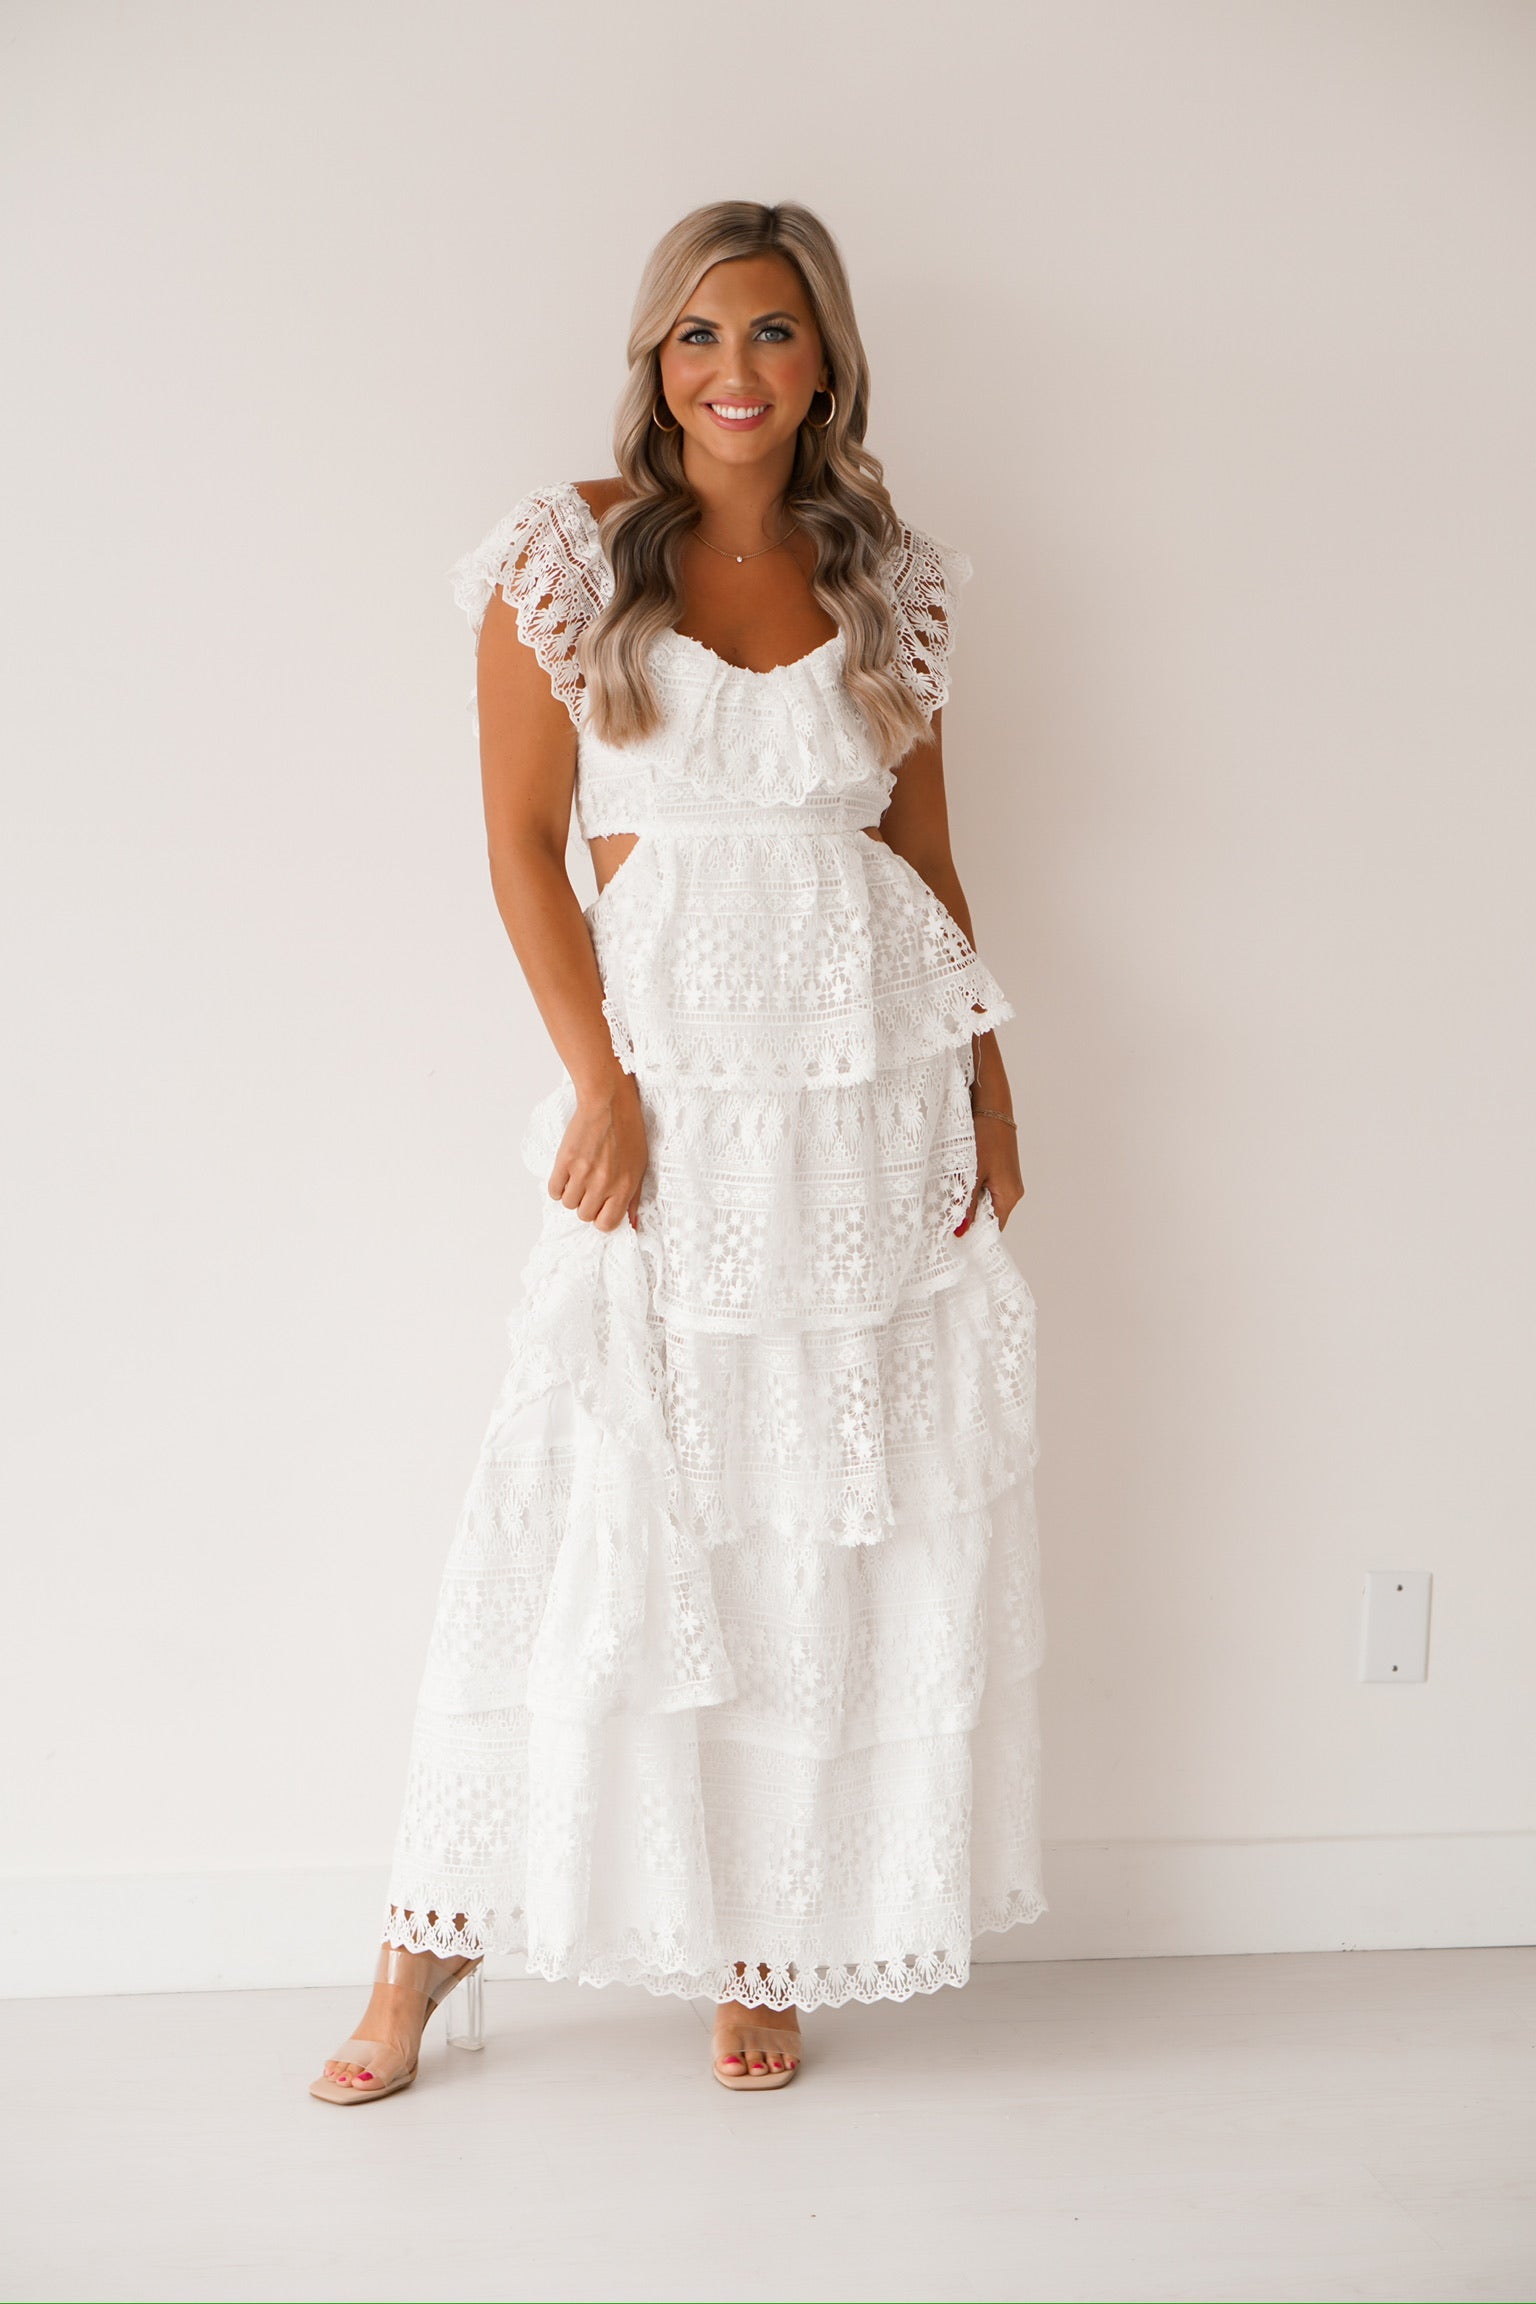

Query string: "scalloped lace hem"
[[381, 1888, 1046, 2009], [600, 984, 1015, 1089]]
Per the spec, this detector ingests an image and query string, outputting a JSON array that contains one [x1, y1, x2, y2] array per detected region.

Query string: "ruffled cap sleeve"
[[884, 520, 973, 721], [448, 483, 610, 728]]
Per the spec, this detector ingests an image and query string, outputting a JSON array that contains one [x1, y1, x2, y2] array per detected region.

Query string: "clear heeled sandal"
[[308, 1943, 484, 2106]]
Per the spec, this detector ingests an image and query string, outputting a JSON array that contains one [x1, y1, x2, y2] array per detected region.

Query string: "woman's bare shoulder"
[[571, 476, 631, 518]]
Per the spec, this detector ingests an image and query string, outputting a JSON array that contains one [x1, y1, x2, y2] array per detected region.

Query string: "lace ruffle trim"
[[383, 1887, 1047, 2008]]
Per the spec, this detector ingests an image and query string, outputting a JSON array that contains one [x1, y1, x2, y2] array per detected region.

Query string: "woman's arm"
[[877, 710, 1026, 1234], [476, 590, 647, 1232]]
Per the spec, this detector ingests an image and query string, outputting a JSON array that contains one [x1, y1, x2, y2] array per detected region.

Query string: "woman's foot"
[[319, 1948, 441, 2092], [311, 1928, 479, 2102], [712, 1998, 803, 2084]]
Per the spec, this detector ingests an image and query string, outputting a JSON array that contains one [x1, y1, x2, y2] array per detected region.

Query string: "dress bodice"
[[449, 481, 971, 840], [450, 481, 1003, 1098]]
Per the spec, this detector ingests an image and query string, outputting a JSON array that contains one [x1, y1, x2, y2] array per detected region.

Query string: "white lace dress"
[[382, 481, 1045, 2009]]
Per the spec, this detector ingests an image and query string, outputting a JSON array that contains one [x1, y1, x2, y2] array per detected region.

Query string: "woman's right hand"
[[548, 1076, 648, 1232]]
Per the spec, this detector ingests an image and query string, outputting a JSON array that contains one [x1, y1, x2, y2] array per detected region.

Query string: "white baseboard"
[[1003, 1830, 1536, 1963], [4, 1833, 1531, 1998]]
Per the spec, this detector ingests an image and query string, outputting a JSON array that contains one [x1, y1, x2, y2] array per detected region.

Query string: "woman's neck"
[[680, 440, 797, 552]]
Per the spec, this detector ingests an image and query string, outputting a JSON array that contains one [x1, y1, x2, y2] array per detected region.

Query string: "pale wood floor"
[[2, 1947, 1532, 2303]]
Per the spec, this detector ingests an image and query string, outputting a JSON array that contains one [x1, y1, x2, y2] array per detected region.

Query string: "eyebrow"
[[675, 309, 801, 329]]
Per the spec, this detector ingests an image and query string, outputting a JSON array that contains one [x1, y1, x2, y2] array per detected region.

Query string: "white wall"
[[3, 0, 1533, 1994]]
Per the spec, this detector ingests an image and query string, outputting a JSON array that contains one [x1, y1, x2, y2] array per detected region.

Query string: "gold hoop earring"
[[652, 394, 681, 432], [806, 388, 836, 432]]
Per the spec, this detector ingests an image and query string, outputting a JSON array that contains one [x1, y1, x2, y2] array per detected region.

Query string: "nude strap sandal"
[[309, 1943, 482, 2106]]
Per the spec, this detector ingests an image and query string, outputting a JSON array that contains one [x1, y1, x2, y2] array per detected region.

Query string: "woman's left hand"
[[957, 1114, 1026, 1235]]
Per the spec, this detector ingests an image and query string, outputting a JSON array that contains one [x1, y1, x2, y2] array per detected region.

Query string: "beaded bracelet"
[[972, 1106, 1018, 1129]]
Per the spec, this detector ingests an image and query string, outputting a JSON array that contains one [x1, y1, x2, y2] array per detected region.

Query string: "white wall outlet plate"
[[1358, 1570, 1432, 1682]]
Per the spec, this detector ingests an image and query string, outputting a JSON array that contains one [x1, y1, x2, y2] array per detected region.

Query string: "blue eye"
[[676, 322, 795, 346]]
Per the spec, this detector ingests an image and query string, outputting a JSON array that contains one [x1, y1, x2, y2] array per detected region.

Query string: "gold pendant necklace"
[[693, 521, 801, 566]]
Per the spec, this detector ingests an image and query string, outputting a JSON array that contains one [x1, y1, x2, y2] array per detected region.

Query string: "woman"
[[311, 198, 1044, 2104]]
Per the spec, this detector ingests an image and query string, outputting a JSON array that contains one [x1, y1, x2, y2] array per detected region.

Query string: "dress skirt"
[[380, 825, 1047, 2011]]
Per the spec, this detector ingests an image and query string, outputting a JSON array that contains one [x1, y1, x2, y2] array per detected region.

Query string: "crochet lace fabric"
[[383, 485, 1044, 2008]]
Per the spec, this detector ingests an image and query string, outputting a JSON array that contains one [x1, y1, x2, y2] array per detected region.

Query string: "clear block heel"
[[445, 1962, 484, 2050]]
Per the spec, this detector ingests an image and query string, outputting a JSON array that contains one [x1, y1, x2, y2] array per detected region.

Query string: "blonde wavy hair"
[[578, 200, 930, 767]]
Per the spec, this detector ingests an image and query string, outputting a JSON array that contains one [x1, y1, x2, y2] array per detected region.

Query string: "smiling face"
[[655, 251, 829, 474]]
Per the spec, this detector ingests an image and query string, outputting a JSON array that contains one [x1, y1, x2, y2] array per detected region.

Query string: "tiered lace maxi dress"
[[382, 481, 1045, 2009]]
